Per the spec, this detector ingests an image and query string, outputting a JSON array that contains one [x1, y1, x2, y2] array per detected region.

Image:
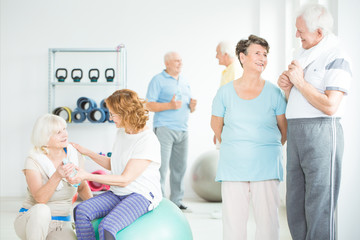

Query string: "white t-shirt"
[[110, 128, 162, 210], [286, 46, 352, 119]]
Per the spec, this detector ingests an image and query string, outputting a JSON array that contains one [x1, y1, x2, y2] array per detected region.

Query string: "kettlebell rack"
[[48, 48, 127, 113]]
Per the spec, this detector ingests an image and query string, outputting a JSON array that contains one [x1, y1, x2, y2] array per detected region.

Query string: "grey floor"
[[1, 197, 292, 240]]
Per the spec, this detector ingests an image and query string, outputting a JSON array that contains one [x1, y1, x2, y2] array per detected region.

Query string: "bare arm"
[[77, 180, 93, 200], [277, 72, 293, 101], [294, 84, 343, 115], [71, 143, 111, 170], [146, 94, 182, 112], [25, 163, 75, 203], [69, 159, 151, 187], [276, 114, 287, 145], [211, 115, 224, 143], [286, 60, 344, 116]]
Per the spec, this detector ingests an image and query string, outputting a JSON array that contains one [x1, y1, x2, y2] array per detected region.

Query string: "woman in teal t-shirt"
[[211, 35, 287, 240]]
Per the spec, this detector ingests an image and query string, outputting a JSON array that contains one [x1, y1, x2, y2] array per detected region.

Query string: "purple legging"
[[74, 191, 150, 240]]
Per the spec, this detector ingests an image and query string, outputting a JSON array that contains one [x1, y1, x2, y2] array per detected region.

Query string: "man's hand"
[[170, 94, 182, 109], [285, 60, 305, 88], [189, 98, 197, 113]]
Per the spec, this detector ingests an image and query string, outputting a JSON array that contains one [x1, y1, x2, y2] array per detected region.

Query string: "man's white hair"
[[164, 51, 178, 63], [297, 3, 333, 36], [218, 41, 236, 58]]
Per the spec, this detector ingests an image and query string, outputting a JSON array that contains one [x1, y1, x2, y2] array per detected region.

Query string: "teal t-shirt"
[[212, 80, 286, 182]]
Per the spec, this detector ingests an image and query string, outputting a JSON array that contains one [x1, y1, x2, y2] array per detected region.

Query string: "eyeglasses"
[[109, 112, 119, 118]]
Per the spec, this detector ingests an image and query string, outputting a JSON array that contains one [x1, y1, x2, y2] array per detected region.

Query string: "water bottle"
[[175, 88, 182, 101], [63, 157, 80, 187]]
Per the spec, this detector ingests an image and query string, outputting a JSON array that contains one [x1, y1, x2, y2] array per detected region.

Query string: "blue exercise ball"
[[92, 198, 193, 240], [191, 150, 222, 202]]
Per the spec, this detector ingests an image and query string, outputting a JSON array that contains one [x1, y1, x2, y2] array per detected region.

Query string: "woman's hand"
[[276, 114, 287, 145], [213, 135, 217, 145], [56, 162, 76, 178], [25, 162, 76, 204], [67, 167, 89, 185], [70, 142, 91, 156], [211, 115, 224, 144], [71, 143, 112, 170]]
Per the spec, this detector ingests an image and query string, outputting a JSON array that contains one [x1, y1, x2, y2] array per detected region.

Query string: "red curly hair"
[[105, 89, 149, 132]]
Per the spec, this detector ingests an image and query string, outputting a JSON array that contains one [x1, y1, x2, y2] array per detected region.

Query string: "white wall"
[[337, 0, 360, 238]]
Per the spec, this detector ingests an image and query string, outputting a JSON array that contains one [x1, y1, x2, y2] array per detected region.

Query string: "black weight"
[[56, 68, 67, 82], [105, 68, 115, 82], [89, 68, 100, 82], [71, 69, 83, 82]]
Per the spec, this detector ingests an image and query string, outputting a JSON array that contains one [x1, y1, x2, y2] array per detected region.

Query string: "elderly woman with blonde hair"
[[69, 89, 162, 240], [14, 113, 92, 240]]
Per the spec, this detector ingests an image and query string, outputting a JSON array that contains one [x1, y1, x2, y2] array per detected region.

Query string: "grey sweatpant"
[[286, 117, 344, 240], [154, 126, 188, 206]]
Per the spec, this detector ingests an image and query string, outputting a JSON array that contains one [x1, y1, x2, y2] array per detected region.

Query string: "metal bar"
[[50, 82, 121, 86], [49, 48, 124, 53]]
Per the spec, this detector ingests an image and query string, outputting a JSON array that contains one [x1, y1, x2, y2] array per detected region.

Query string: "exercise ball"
[[191, 150, 222, 202], [92, 198, 193, 240], [87, 170, 110, 191]]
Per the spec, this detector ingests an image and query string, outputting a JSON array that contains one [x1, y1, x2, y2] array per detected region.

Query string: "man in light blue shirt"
[[146, 52, 197, 210]]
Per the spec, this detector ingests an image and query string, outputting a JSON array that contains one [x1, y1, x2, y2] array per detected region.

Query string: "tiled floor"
[[1, 197, 291, 239]]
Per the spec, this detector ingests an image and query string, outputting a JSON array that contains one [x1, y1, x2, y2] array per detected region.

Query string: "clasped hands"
[[57, 161, 86, 185], [68, 166, 87, 186], [278, 60, 305, 91]]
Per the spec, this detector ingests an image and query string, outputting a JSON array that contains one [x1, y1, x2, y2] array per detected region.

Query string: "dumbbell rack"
[[48, 47, 127, 113]]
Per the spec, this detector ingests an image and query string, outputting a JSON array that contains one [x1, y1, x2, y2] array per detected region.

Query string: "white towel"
[[29, 144, 79, 191], [295, 34, 338, 69]]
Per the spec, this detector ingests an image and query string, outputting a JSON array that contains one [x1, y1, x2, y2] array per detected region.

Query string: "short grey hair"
[[297, 3, 333, 36], [164, 51, 177, 63], [31, 113, 67, 154], [218, 41, 236, 58]]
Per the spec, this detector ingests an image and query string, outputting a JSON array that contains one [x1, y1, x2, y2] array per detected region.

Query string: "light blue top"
[[146, 70, 192, 131], [212, 81, 286, 182]]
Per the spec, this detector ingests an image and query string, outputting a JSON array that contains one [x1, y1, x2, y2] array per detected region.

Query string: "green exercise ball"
[[92, 198, 193, 240]]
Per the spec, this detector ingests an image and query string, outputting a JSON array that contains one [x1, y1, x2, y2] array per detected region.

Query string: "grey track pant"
[[154, 126, 188, 206], [286, 117, 343, 240]]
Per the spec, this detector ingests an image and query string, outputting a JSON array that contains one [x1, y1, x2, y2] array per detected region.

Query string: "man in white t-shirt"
[[278, 4, 352, 240]]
